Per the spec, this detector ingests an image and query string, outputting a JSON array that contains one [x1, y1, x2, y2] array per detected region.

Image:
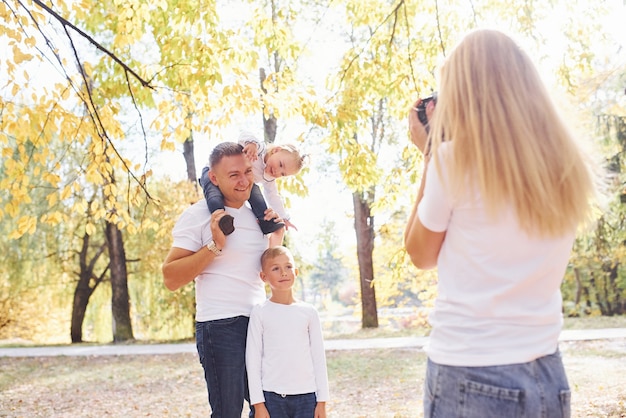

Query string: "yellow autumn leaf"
[[72, 198, 87, 213], [17, 215, 37, 236], [46, 192, 58, 207], [85, 222, 96, 236], [41, 211, 63, 225], [12, 45, 33, 64], [60, 185, 72, 200], [126, 223, 137, 235]]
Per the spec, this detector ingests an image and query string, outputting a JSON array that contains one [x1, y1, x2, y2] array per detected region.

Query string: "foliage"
[[1, 0, 626, 342], [561, 37, 626, 317], [308, 219, 348, 303]]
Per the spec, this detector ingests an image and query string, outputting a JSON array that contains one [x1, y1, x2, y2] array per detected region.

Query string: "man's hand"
[[262, 208, 281, 223], [210, 210, 228, 249]]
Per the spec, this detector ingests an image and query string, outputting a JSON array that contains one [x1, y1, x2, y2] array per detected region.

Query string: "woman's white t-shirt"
[[417, 144, 576, 367]]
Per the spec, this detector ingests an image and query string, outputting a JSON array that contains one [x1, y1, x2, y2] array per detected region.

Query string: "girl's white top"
[[417, 143, 576, 367], [239, 131, 290, 220], [246, 300, 330, 405]]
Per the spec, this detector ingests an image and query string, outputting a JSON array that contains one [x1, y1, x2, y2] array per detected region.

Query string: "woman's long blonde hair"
[[428, 29, 596, 237]]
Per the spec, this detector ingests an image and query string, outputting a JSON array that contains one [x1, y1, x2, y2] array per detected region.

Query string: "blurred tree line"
[[1, 0, 625, 344]]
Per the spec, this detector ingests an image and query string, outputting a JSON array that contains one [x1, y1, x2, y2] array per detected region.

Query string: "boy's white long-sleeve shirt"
[[246, 300, 330, 405]]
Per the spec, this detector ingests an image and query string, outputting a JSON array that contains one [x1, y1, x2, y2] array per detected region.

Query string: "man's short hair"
[[209, 142, 244, 168]]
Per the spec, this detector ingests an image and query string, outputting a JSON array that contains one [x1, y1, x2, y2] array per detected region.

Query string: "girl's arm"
[[238, 132, 267, 159], [261, 180, 289, 220]]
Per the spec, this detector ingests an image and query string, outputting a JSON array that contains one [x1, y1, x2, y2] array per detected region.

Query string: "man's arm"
[[162, 246, 219, 291], [162, 209, 227, 291]]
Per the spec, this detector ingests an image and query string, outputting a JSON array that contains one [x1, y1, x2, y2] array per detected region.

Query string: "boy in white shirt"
[[246, 246, 329, 418]]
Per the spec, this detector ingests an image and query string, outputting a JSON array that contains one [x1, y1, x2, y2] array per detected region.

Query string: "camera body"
[[416, 92, 438, 126]]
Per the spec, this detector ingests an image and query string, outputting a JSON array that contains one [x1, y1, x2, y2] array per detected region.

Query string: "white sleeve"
[[417, 157, 452, 233], [246, 305, 266, 405], [309, 308, 330, 402], [261, 179, 290, 220], [238, 131, 267, 157]]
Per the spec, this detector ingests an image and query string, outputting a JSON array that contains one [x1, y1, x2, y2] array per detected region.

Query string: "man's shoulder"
[[175, 200, 210, 225], [181, 200, 209, 215]]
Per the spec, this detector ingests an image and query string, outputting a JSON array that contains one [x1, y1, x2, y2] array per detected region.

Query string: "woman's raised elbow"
[[404, 233, 442, 270], [406, 250, 437, 270]]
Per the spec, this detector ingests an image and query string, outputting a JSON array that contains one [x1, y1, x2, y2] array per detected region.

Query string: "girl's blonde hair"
[[428, 29, 596, 237], [268, 144, 307, 172]]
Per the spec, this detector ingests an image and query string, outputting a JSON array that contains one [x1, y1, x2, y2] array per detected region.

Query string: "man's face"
[[209, 154, 254, 208]]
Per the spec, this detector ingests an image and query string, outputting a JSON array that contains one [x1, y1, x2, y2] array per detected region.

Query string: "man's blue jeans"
[[196, 316, 252, 418], [424, 350, 571, 417]]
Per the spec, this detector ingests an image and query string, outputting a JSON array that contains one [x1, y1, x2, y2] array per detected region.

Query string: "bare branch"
[[434, 0, 446, 57], [333, 0, 405, 97], [31, 0, 153, 89]]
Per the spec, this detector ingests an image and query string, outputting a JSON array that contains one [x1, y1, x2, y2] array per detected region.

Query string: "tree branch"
[[31, 0, 153, 89]]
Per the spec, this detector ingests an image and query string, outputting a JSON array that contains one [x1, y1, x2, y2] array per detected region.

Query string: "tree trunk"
[[353, 191, 378, 328], [608, 262, 623, 315], [71, 231, 107, 343], [589, 273, 607, 315], [573, 267, 582, 306], [105, 220, 134, 342], [259, 67, 277, 144], [183, 136, 197, 184], [71, 277, 90, 343]]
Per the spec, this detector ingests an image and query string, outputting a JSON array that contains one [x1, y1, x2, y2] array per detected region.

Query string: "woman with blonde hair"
[[405, 29, 596, 417]]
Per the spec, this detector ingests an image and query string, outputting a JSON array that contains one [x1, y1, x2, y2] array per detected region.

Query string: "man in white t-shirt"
[[162, 142, 279, 417]]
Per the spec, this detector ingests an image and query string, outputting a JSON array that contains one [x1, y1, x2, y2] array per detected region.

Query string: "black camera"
[[415, 93, 437, 126]]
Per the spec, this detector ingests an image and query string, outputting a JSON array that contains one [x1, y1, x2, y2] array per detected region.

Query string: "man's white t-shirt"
[[417, 144, 576, 367], [246, 300, 330, 405], [171, 201, 267, 321]]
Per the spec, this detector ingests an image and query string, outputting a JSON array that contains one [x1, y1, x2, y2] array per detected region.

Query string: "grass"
[[1, 316, 625, 417], [562, 315, 626, 330], [1, 342, 624, 417], [0, 317, 626, 418], [322, 314, 626, 340]]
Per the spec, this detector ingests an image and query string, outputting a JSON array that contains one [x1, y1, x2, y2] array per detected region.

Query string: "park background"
[[1, 0, 626, 348]]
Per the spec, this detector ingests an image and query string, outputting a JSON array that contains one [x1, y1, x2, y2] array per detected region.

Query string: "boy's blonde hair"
[[260, 246, 294, 271], [428, 29, 596, 237]]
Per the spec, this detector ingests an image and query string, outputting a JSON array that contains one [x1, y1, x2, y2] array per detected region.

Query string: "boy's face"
[[263, 149, 299, 180], [260, 253, 298, 291]]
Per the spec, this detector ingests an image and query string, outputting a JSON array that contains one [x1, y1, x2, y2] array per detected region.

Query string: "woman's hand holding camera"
[[408, 97, 436, 153]]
